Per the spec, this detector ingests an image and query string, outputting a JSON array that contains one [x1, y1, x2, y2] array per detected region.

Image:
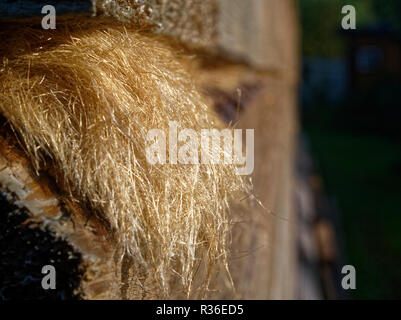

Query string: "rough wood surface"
[[194, 0, 300, 298], [0, 0, 300, 299], [93, 0, 299, 72], [0, 133, 120, 299], [231, 79, 298, 299], [194, 64, 298, 298]]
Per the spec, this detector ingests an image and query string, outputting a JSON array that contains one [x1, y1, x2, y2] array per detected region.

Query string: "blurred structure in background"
[[300, 0, 401, 299], [343, 27, 401, 137]]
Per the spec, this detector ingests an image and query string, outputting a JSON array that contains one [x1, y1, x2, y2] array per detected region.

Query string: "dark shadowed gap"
[[0, 192, 83, 300]]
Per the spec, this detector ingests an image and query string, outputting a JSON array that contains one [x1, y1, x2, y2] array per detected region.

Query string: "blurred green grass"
[[304, 109, 401, 299]]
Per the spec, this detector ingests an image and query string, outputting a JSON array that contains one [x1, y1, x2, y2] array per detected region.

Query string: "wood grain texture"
[[93, 0, 299, 72], [0, 133, 120, 299], [0, 0, 300, 299]]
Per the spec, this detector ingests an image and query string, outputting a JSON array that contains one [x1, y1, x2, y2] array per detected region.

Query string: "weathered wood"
[[194, 67, 298, 298], [0, 0, 300, 299], [0, 133, 120, 299], [93, 0, 299, 72], [194, 0, 300, 299]]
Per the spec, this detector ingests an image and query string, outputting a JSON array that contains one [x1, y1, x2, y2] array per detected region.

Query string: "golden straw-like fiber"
[[0, 17, 246, 297]]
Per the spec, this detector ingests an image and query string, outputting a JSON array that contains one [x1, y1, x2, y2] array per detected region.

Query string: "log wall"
[[0, 0, 300, 299]]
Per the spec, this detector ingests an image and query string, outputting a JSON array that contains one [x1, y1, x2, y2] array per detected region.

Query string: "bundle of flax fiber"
[[0, 16, 247, 299]]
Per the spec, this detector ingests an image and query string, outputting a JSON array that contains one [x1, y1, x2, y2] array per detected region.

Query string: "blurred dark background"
[[299, 0, 401, 299], [0, 0, 91, 17]]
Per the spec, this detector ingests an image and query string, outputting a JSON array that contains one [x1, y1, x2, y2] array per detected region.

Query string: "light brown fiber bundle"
[[0, 17, 246, 298]]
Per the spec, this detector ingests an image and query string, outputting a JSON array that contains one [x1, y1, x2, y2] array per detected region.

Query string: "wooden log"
[[0, 132, 121, 299], [193, 0, 300, 298], [0, 0, 300, 299], [93, 0, 299, 72]]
